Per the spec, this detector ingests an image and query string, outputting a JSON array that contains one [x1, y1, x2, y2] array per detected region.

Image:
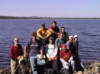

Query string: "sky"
[[0, 0, 100, 17]]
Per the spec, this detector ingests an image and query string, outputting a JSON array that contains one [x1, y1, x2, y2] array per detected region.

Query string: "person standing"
[[37, 24, 51, 46], [49, 21, 60, 41], [25, 32, 43, 74], [60, 27, 69, 43], [55, 33, 64, 71], [66, 36, 75, 56], [73, 35, 78, 56], [45, 37, 58, 74], [55, 33, 64, 49], [60, 44, 75, 73], [73, 35, 84, 71], [9, 37, 23, 74]]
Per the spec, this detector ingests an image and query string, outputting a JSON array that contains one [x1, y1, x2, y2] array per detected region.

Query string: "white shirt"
[[46, 44, 58, 58]]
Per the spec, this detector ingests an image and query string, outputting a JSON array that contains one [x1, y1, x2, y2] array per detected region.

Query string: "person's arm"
[[49, 26, 57, 34], [9, 46, 15, 60], [52, 47, 58, 60], [24, 46, 29, 58], [37, 29, 44, 39], [60, 58, 68, 65], [40, 49, 43, 59], [24, 41, 31, 58], [17, 44, 23, 60], [68, 56, 73, 63], [65, 32, 69, 41], [56, 27, 60, 34], [66, 42, 69, 50], [45, 30, 51, 38], [55, 39, 58, 48]]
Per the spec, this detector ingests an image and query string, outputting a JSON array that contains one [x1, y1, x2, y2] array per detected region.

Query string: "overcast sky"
[[0, 0, 100, 17]]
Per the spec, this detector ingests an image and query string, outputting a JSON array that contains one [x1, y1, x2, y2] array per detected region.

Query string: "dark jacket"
[[61, 32, 69, 43]]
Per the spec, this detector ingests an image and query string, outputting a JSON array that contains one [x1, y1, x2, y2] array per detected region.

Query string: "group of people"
[[9, 21, 83, 74]]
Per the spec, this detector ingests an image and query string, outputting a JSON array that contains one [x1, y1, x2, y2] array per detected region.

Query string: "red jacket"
[[9, 44, 23, 60], [60, 49, 72, 62], [49, 25, 60, 33]]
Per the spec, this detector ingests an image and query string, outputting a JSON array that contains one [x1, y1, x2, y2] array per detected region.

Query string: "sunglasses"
[[14, 40, 19, 41]]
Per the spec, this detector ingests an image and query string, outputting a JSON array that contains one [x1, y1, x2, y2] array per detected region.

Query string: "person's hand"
[[42, 37, 45, 40], [24, 53, 28, 58], [51, 56, 57, 60], [17, 56, 21, 60], [48, 58, 52, 61], [40, 55, 43, 59], [63, 56, 68, 59], [54, 56, 57, 60]]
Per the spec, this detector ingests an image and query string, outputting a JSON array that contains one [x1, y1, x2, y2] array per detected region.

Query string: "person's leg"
[[71, 60, 75, 71], [10, 59, 17, 74], [45, 61, 53, 74], [52, 60, 58, 73], [30, 56, 37, 74], [60, 59, 69, 70], [68, 56, 75, 71]]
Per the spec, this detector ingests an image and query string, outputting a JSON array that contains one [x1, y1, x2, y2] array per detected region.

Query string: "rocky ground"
[[0, 60, 100, 74]]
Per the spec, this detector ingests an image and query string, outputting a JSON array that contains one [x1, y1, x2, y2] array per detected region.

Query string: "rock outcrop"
[[0, 59, 32, 74], [0, 61, 100, 74], [74, 62, 100, 74]]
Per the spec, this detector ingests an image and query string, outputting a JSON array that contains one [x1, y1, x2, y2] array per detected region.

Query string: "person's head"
[[61, 44, 67, 50], [32, 32, 37, 42], [68, 36, 73, 42], [13, 37, 19, 46], [58, 33, 63, 39], [52, 21, 56, 27], [61, 27, 65, 33], [41, 24, 45, 30], [74, 35, 78, 41], [49, 37, 54, 44]]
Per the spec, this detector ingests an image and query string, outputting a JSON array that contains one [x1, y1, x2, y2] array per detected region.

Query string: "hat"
[[74, 35, 78, 38], [69, 36, 73, 39], [61, 44, 67, 48], [49, 37, 54, 40]]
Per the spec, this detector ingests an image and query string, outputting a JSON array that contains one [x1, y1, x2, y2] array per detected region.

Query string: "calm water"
[[0, 19, 100, 68]]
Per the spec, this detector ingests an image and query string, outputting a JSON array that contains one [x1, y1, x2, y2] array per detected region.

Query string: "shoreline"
[[0, 16, 100, 19]]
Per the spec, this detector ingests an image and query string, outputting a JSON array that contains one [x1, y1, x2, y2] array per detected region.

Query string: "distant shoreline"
[[0, 16, 100, 19]]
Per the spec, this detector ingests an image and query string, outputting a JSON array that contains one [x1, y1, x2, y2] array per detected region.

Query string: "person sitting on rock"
[[66, 36, 75, 57], [73, 35, 78, 56], [60, 44, 75, 72], [9, 37, 23, 74], [73, 35, 84, 71], [60, 27, 69, 43], [37, 24, 51, 46], [49, 21, 60, 41], [24, 32, 43, 74], [55, 33, 64, 49], [45, 37, 58, 74]]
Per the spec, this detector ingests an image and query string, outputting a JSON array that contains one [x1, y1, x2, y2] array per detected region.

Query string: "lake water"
[[0, 19, 100, 68]]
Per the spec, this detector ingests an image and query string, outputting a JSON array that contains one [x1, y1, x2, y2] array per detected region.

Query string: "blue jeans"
[[30, 56, 37, 74]]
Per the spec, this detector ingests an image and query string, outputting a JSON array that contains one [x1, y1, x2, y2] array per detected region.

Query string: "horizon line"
[[0, 15, 100, 19]]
